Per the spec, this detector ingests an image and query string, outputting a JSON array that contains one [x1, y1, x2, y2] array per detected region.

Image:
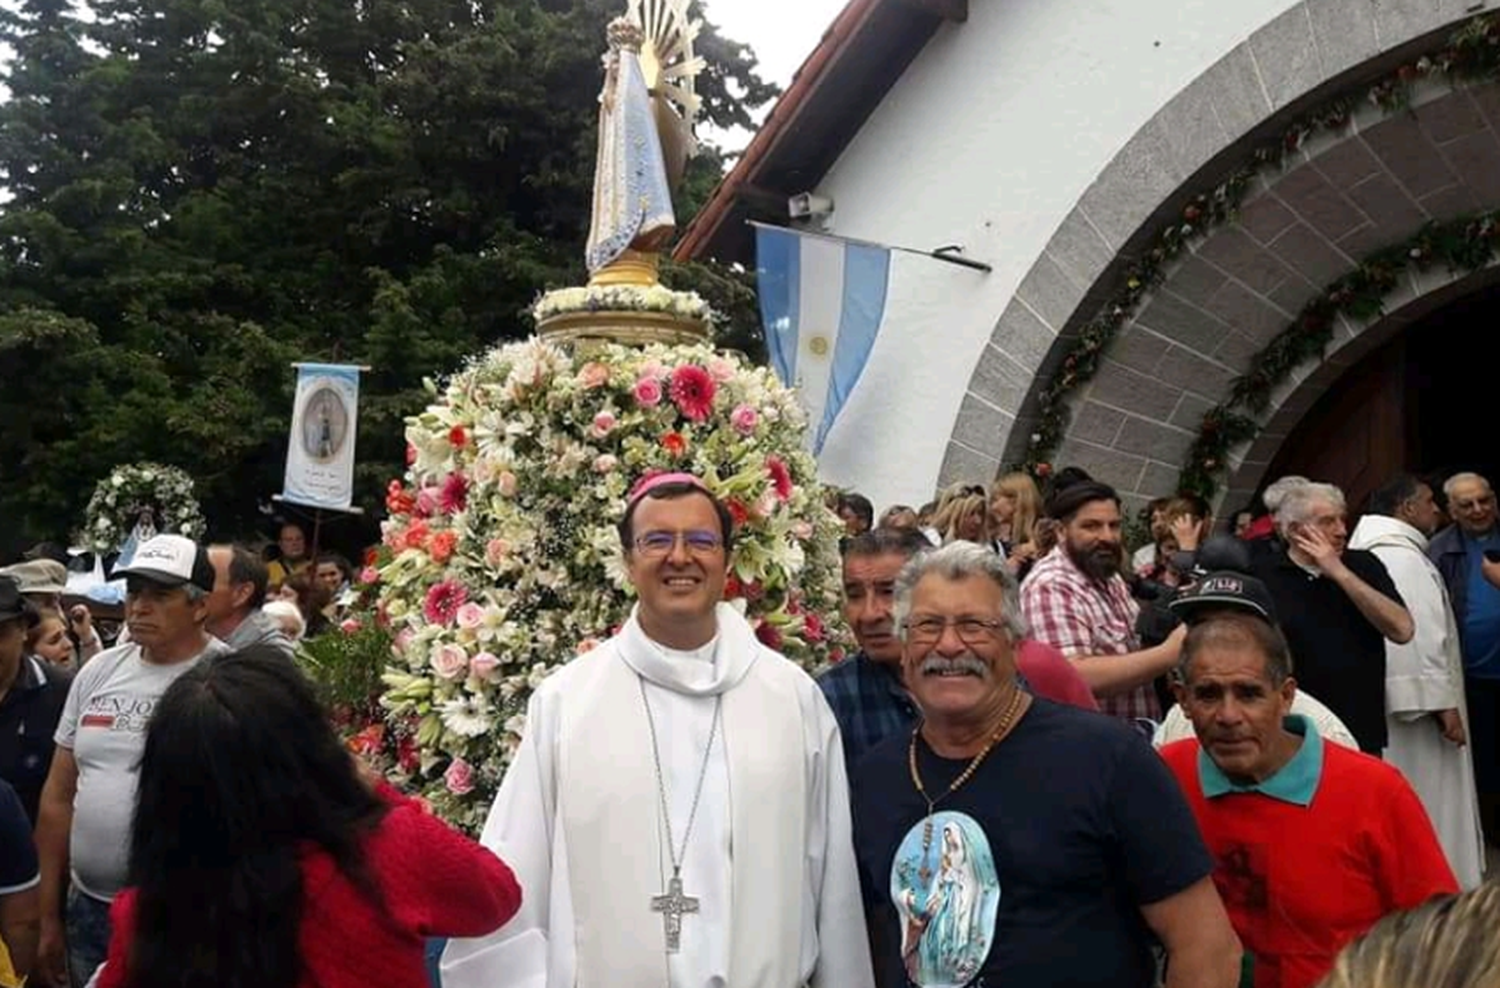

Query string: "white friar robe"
[[1350, 514, 1486, 888], [440, 602, 874, 988]]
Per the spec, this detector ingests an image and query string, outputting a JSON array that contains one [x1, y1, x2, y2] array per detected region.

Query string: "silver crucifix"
[[650, 874, 700, 952]]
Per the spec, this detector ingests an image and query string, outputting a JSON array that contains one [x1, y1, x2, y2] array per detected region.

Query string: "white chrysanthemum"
[[440, 695, 495, 738]]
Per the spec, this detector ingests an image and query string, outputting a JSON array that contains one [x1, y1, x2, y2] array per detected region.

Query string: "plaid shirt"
[[817, 653, 918, 775], [1020, 546, 1159, 722]]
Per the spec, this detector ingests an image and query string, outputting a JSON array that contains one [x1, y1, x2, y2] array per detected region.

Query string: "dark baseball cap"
[[1169, 571, 1278, 625]]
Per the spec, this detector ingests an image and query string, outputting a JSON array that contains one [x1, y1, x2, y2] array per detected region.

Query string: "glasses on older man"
[[633, 530, 723, 557], [903, 615, 1008, 645]]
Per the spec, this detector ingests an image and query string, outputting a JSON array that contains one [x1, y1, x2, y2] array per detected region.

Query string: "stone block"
[[938, 442, 1002, 491], [1070, 400, 1127, 447], [1053, 438, 1147, 493], [1310, 136, 1383, 189], [991, 298, 1057, 373], [1468, 83, 1500, 135], [1213, 330, 1262, 373], [1418, 90, 1488, 144], [1238, 194, 1299, 246], [1268, 223, 1351, 287], [1047, 208, 1115, 291], [1153, 78, 1231, 178], [1308, 0, 1380, 79], [1370, 0, 1446, 50], [1438, 130, 1500, 205], [1267, 272, 1321, 316], [1138, 460, 1185, 498], [1086, 361, 1183, 421], [1342, 173, 1426, 249], [1196, 227, 1297, 296], [1205, 280, 1286, 345], [1248, 3, 1325, 111], [1109, 325, 1174, 375], [1273, 163, 1366, 243], [1114, 415, 1195, 463], [1203, 45, 1274, 141], [951, 392, 1015, 459], [1363, 113, 1459, 199], [1156, 345, 1238, 401], [1134, 290, 1230, 357], [1170, 392, 1217, 432], [1419, 183, 1481, 223], [1015, 252, 1086, 334], [1167, 255, 1228, 306], [969, 344, 1033, 415], [1077, 119, 1184, 251], [1336, 222, 1392, 260]]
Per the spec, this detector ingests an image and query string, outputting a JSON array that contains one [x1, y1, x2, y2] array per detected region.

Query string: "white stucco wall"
[[812, 0, 1305, 515]]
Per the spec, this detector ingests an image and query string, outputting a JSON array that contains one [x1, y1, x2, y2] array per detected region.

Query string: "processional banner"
[[280, 363, 362, 511]]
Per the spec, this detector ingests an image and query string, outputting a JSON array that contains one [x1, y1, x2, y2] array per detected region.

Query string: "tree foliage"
[[0, 0, 773, 552]]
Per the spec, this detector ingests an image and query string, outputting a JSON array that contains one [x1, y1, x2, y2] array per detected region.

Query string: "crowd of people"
[[4, 465, 1500, 987]]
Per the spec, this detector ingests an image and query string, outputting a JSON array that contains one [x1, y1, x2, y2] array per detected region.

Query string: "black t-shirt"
[[852, 699, 1213, 988], [1250, 545, 1403, 753], [0, 778, 38, 895], [0, 655, 72, 825]]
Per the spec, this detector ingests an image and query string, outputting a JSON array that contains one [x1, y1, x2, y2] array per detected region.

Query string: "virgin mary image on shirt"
[[890, 811, 1001, 987]]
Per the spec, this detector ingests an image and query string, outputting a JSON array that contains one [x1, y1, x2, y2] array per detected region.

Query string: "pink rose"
[[730, 404, 759, 436], [392, 628, 415, 657], [633, 377, 663, 407], [577, 362, 610, 389], [792, 520, 814, 541], [359, 565, 380, 585], [638, 359, 667, 381], [593, 454, 618, 474], [414, 486, 441, 518], [444, 757, 475, 795], [484, 538, 512, 567], [430, 643, 469, 680], [470, 651, 500, 680], [591, 411, 617, 438], [339, 617, 363, 635], [707, 357, 737, 383], [497, 471, 518, 497], [456, 602, 486, 630]]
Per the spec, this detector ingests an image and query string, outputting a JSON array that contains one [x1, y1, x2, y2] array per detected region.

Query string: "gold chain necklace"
[[908, 688, 1026, 881]]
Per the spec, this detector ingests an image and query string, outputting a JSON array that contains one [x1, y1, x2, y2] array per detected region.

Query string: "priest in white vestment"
[[1350, 478, 1486, 888], [441, 472, 874, 988]]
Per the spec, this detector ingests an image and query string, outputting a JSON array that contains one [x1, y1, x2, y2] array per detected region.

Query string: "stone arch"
[[939, 0, 1493, 510]]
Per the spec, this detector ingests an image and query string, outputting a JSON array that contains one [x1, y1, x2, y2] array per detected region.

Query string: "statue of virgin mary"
[[584, 17, 678, 276]]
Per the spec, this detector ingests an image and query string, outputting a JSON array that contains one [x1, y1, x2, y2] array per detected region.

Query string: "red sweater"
[[1015, 639, 1099, 711], [1160, 738, 1457, 988], [97, 785, 520, 988]]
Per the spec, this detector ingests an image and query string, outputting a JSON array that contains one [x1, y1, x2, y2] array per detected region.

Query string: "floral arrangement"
[[1016, 10, 1500, 486], [532, 283, 713, 322], [370, 338, 848, 830], [81, 462, 206, 553]]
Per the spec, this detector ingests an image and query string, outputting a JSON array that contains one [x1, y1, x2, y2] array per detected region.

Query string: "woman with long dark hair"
[[92, 646, 520, 988]]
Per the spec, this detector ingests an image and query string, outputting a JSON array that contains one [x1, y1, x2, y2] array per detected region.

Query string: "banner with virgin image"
[[280, 363, 362, 511]]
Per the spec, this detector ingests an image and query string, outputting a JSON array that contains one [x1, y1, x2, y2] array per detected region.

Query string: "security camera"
[[788, 192, 834, 219]]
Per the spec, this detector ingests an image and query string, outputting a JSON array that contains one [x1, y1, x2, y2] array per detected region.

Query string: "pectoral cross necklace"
[[639, 676, 722, 954]]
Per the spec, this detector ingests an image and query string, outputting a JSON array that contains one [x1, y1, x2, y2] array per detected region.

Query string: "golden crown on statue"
[[533, 0, 711, 347]]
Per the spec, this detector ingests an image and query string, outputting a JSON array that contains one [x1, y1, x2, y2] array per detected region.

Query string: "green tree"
[[0, 0, 774, 549]]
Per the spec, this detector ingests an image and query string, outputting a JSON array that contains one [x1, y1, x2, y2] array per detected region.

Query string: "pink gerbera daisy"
[[440, 471, 469, 515], [766, 456, 794, 502], [424, 580, 468, 626], [669, 364, 717, 422]]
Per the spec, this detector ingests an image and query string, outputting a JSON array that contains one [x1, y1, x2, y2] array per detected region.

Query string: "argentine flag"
[[754, 224, 891, 456]]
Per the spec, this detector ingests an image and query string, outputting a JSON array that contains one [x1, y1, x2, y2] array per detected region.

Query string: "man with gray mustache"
[[850, 542, 1242, 988]]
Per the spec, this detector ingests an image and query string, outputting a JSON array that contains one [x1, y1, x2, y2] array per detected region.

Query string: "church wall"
[[809, 0, 1305, 513]]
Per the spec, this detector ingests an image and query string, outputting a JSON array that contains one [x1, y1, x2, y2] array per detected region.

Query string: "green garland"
[[1178, 210, 1500, 497], [1017, 12, 1500, 488]]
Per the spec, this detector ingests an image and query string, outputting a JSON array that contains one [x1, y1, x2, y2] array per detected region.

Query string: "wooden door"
[[1262, 337, 1408, 514]]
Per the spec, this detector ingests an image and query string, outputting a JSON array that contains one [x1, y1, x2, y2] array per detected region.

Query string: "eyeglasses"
[[902, 616, 1008, 645], [633, 530, 724, 557]]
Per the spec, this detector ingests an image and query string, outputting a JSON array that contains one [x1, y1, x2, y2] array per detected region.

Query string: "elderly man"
[[33, 535, 227, 988], [1160, 578, 1456, 988], [1021, 480, 1186, 725], [204, 544, 294, 657], [1429, 471, 1500, 843], [853, 542, 1240, 988], [821, 529, 1097, 774], [1350, 475, 1484, 888], [1249, 481, 1412, 754], [441, 473, 872, 988]]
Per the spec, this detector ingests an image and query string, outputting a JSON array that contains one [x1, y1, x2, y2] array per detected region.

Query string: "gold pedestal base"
[[536, 309, 710, 348], [589, 250, 661, 287]]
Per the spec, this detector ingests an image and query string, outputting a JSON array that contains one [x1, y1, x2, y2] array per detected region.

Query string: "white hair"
[[262, 600, 306, 642], [1275, 482, 1346, 530], [1262, 475, 1310, 514], [1443, 472, 1492, 499], [893, 540, 1028, 640]]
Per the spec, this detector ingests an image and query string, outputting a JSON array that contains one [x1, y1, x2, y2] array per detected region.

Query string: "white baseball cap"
[[115, 535, 216, 593]]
